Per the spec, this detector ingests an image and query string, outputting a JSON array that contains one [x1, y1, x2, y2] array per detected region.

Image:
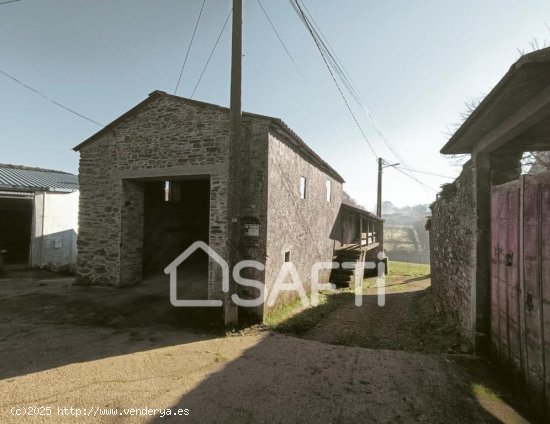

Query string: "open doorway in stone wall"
[[140, 177, 211, 301]]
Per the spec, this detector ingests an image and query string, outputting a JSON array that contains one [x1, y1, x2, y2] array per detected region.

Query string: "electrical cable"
[[190, 8, 232, 99], [0, 68, 104, 127], [290, 0, 404, 165], [291, 0, 448, 193], [291, 0, 378, 159], [257, 0, 305, 80], [389, 166, 438, 192], [396, 166, 454, 180], [174, 0, 207, 95]]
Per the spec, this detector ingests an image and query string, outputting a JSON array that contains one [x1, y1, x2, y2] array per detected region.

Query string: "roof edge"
[[73, 91, 165, 151], [441, 47, 550, 155], [73, 91, 346, 183], [0, 163, 74, 175], [341, 202, 383, 222], [267, 120, 345, 183]]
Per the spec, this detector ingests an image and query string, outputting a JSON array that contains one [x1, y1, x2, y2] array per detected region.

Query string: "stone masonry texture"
[[264, 132, 343, 312], [75, 92, 344, 321], [76, 93, 231, 294], [429, 161, 476, 342]]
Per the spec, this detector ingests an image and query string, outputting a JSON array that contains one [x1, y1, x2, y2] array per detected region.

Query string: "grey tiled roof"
[[0, 164, 78, 192]]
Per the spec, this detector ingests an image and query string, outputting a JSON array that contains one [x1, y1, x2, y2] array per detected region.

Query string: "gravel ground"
[[0, 270, 530, 423]]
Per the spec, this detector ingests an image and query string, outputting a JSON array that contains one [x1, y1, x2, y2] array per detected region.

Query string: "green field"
[[387, 261, 430, 279]]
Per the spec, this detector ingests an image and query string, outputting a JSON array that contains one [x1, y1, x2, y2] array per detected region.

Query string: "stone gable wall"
[[76, 95, 231, 289]]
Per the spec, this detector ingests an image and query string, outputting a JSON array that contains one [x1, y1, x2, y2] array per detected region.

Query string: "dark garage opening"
[[142, 177, 210, 299], [0, 196, 33, 266]]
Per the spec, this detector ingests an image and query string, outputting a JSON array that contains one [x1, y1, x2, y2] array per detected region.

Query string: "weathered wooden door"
[[491, 173, 550, 416], [491, 181, 521, 372]]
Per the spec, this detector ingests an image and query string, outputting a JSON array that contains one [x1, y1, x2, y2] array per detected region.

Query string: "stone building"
[[74, 91, 384, 322]]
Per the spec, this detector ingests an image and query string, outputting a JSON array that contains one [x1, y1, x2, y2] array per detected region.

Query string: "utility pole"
[[376, 158, 399, 218], [376, 158, 383, 217], [230, 0, 242, 142], [225, 0, 242, 327]]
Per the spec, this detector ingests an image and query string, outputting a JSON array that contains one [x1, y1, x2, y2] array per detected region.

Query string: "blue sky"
[[1, 0, 550, 208]]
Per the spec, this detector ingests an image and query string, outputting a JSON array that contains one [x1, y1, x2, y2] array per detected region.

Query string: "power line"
[[0, 0, 20, 5], [389, 165, 438, 193], [290, 0, 378, 159], [257, 0, 305, 80], [396, 166, 454, 180], [0, 68, 104, 127], [174, 0, 206, 95], [290, 0, 404, 165], [190, 8, 232, 99], [303, 2, 404, 165], [291, 0, 442, 194]]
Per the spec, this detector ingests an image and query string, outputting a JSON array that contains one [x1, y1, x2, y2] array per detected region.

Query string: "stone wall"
[[76, 93, 231, 291], [264, 132, 343, 312], [76, 91, 345, 321], [120, 179, 145, 286], [429, 161, 476, 342]]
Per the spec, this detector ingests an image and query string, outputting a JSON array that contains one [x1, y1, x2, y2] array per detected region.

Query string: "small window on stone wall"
[[164, 181, 181, 202], [326, 180, 331, 201], [284, 251, 291, 262], [299, 176, 307, 199], [164, 181, 172, 202]]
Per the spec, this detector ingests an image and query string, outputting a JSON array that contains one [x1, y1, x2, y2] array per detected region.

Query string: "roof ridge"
[[0, 163, 74, 175], [73, 91, 345, 183]]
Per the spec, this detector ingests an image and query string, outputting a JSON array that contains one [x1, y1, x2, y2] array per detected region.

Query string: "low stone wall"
[[429, 161, 476, 343]]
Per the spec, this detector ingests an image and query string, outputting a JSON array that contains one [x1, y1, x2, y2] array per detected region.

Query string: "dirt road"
[[302, 276, 463, 353], [0, 270, 528, 423]]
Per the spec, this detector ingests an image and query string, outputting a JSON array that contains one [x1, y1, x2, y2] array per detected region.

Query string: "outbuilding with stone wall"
[[73, 91, 357, 323]]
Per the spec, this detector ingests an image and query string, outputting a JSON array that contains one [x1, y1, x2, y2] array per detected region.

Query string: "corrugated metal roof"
[[0, 164, 78, 192]]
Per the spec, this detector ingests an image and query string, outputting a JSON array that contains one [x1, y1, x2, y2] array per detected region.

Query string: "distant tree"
[[412, 204, 430, 217], [381, 200, 397, 214], [342, 191, 366, 210], [399, 205, 412, 215]]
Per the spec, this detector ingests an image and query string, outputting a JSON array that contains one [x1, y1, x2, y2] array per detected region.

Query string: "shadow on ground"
[[151, 333, 501, 424], [0, 270, 224, 380], [0, 271, 535, 423], [274, 286, 464, 354]]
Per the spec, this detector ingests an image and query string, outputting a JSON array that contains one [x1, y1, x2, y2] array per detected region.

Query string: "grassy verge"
[[264, 297, 309, 328], [267, 261, 432, 335], [265, 289, 353, 334]]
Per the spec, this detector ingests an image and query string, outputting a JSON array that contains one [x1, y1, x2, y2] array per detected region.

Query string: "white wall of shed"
[[31, 191, 79, 270]]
